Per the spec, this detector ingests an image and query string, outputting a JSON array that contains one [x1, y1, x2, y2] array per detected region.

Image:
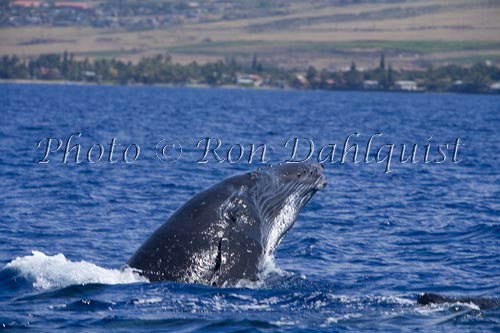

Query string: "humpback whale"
[[418, 293, 500, 310], [128, 162, 326, 286]]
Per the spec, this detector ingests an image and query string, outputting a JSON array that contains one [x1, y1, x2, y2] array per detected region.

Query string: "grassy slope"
[[165, 40, 500, 55], [0, 0, 499, 69]]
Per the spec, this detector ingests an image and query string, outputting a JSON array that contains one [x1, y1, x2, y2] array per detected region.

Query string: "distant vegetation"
[[1, 52, 499, 94], [2, 0, 499, 70], [166, 40, 500, 56]]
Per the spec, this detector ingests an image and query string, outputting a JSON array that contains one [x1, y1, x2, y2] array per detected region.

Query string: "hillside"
[[1, 0, 499, 70]]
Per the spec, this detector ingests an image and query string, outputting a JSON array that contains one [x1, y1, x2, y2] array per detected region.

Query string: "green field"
[[165, 40, 500, 56]]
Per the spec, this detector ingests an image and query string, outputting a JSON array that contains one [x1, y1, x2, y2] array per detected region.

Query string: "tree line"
[[1, 52, 499, 93]]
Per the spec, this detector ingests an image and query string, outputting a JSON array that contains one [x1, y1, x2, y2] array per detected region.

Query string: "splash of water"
[[4, 251, 148, 289]]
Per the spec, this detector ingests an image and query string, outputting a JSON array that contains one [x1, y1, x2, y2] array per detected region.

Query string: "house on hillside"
[[292, 74, 308, 88], [54, 2, 94, 10], [9, 0, 43, 7]]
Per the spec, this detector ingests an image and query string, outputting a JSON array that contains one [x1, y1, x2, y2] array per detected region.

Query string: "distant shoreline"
[[0, 79, 290, 93], [0, 79, 259, 90], [2, 53, 499, 94], [3, 78, 499, 96]]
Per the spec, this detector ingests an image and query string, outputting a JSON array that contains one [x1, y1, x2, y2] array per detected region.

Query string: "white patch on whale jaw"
[[261, 193, 300, 256]]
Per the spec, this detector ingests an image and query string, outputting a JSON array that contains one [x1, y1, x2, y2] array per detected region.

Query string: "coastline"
[[1, 78, 497, 95], [0, 79, 266, 90]]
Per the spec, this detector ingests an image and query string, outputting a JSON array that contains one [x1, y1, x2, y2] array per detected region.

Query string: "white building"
[[236, 74, 263, 87], [490, 82, 500, 92], [363, 80, 379, 90], [395, 80, 417, 91]]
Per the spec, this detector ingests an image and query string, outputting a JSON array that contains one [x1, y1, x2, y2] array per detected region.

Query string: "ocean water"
[[0, 83, 498, 332]]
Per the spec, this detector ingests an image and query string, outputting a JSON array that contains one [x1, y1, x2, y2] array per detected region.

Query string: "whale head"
[[247, 162, 327, 254], [128, 162, 327, 286]]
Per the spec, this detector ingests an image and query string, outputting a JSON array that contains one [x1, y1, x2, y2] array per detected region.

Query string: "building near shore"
[[395, 80, 417, 91], [363, 80, 379, 90], [236, 74, 263, 87], [490, 82, 500, 93]]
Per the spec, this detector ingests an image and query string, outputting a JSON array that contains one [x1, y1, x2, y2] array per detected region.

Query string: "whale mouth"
[[315, 174, 327, 190], [306, 163, 326, 191]]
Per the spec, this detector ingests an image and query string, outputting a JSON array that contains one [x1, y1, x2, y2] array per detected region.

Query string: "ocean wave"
[[3, 251, 148, 290]]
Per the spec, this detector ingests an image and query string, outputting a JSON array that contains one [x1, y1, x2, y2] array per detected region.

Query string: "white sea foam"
[[133, 297, 163, 305], [5, 250, 148, 289], [259, 253, 286, 278], [270, 319, 297, 327], [414, 301, 480, 315], [232, 253, 287, 289], [321, 313, 361, 326]]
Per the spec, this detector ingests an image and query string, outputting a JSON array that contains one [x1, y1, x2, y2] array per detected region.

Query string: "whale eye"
[[297, 173, 301, 178]]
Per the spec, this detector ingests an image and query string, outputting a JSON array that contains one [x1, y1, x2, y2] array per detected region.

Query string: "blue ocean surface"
[[0, 83, 498, 332]]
